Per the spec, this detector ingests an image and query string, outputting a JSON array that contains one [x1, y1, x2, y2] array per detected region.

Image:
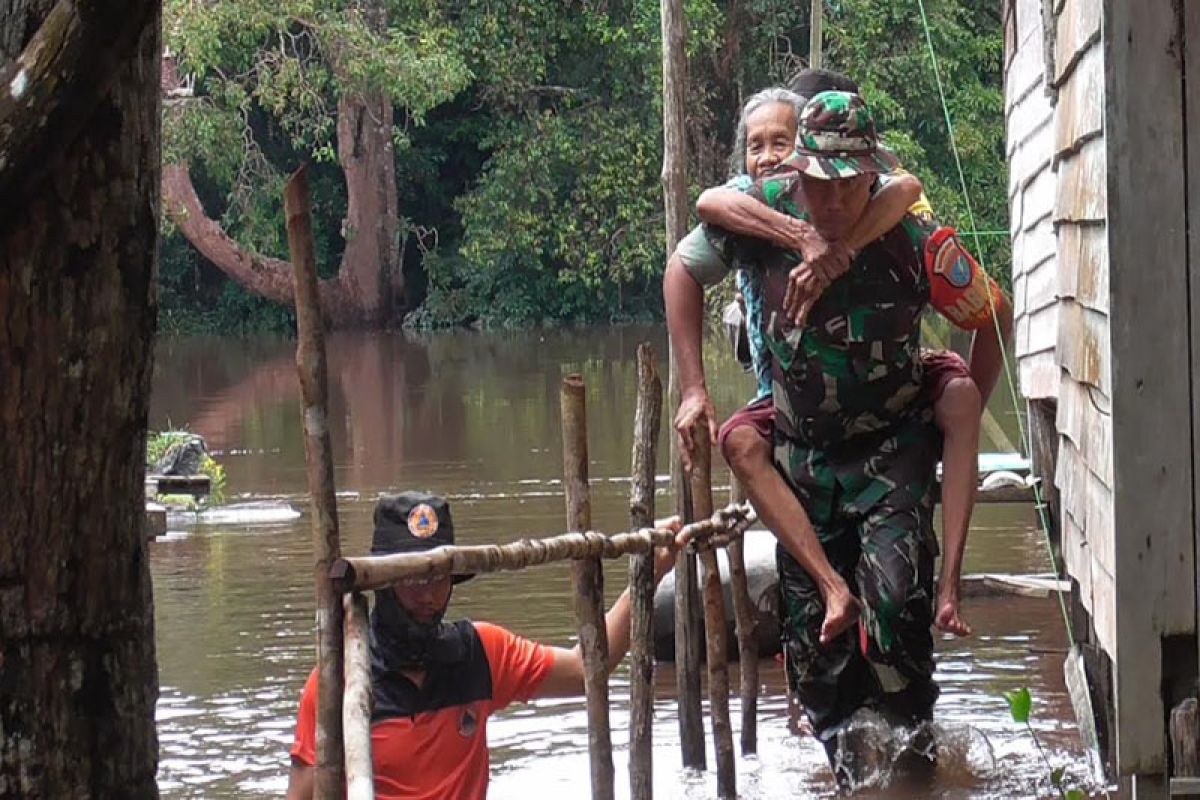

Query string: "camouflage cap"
[[788, 90, 898, 180]]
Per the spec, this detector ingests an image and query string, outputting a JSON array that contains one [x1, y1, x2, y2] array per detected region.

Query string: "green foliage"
[[1004, 687, 1096, 799], [163, 0, 1010, 330], [1004, 686, 1032, 724], [162, 0, 470, 332], [825, 0, 1010, 288]]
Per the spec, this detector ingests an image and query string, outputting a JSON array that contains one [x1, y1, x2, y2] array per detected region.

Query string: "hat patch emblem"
[[407, 504, 439, 539]]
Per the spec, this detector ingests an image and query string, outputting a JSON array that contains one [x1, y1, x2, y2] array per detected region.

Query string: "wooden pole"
[[691, 429, 736, 796], [343, 593, 374, 800], [629, 344, 663, 800], [561, 375, 614, 800], [809, 0, 823, 69], [1171, 698, 1200, 778], [329, 506, 757, 592], [660, 0, 704, 770], [673, 489, 706, 770], [285, 165, 344, 799], [727, 475, 759, 755]]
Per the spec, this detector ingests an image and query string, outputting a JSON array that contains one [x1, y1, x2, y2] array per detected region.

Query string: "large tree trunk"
[[337, 92, 402, 326], [0, 2, 161, 797]]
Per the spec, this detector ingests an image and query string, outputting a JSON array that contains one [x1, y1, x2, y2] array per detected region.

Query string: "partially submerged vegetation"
[[146, 430, 227, 508]]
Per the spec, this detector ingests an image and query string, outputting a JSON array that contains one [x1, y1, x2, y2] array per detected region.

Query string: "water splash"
[[833, 709, 996, 794]]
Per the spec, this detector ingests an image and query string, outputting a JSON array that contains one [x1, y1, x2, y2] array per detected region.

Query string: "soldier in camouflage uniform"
[[753, 93, 944, 754], [665, 90, 1009, 771]]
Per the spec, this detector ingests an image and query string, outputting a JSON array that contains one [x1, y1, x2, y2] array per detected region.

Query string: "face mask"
[[369, 588, 468, 672]]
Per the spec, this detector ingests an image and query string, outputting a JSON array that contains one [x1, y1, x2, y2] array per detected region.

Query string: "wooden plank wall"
[[1006, 0, 1060, 400], [1104, 0, 1194, 779], [1051, 0, 1113, 659], [1188, 3, 1200, 749]]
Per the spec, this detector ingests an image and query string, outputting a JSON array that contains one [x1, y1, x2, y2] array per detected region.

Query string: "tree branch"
[[0, 0, 155, 203], [161, 53, 362, 324], [162, 163, 296, 308]]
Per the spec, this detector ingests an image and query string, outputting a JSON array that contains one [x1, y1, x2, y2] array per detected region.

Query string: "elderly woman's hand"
[[784, 262, 828, 326]]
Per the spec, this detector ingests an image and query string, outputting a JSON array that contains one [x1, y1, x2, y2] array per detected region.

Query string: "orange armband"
[[925, 227, 1008, 331]]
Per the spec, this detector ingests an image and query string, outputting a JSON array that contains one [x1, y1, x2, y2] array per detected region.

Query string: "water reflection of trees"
[[151, 327, 731, 496]]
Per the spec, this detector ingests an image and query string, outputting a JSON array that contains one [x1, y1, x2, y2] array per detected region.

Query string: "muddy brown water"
[[149, 327, 1091, 798]]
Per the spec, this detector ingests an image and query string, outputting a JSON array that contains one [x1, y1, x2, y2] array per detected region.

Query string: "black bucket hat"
[[372, 491, 473, 583]]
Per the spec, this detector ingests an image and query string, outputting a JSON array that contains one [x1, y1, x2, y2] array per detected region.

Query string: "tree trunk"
[[0, 2, 161, 797], [337, 92, 402, 325]]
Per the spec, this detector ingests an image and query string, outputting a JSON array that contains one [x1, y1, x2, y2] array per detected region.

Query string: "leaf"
[[1004, 687, 1032, 724], [1064, 789, 1086, 800], [1050, 766, 1065, 787]]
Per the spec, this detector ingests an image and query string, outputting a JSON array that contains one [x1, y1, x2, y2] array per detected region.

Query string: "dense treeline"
[[161, 0, 1007, 333]]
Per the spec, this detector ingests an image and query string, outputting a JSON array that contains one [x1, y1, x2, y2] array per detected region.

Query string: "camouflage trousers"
[[776, 417, 941, 742]]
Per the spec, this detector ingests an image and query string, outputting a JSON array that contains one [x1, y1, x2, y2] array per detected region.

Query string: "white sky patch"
[[10, 69, 29, 100]]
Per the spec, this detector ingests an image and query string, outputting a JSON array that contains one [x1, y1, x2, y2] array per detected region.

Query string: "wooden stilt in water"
[[285, 165, 344, 799], [343, 593, 374, 800], [691, 428, 736, 796], [561, 375, 614, 800], [727, 474, 759, 755], [673, 473, 706, 770], [1171, 698, 1200, 778], [629, 344, 662, 800]]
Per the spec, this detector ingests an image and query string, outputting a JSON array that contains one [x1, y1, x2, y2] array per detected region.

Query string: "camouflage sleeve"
[[923, 226, 1010, 331]]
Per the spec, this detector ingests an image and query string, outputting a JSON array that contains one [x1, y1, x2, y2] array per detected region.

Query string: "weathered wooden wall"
[[1008, 0, 1200, 783], [1105, 0, 1195, 782], [1005, 0, 1116, 652], [1006, 0, 1059, 400], [1049, 0, 1115, 664]]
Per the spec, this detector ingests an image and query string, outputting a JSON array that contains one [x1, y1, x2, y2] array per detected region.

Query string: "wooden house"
[[1005, 0, 1200, 794]]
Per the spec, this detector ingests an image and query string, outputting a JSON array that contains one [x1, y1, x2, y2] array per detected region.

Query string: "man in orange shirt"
[[286, 491, 680, 800]]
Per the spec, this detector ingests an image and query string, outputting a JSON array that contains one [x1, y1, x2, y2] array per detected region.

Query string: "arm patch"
[[925, 227, 1009, 331]]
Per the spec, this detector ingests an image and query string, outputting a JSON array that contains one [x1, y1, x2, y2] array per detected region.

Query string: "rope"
[[914, 0, 1076, 648], [331, 502, 759, 592]]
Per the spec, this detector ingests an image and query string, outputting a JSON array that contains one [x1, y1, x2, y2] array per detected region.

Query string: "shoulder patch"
[[923, 226, 1009, 331], [927, 228, 973, 288]]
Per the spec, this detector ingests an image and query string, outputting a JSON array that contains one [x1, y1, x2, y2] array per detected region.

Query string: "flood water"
[[149, 326, 1090, 798]]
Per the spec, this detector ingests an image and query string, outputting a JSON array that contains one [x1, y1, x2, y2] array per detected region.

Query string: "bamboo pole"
[[809, 0, 823, 69], [329, 507, 756, 592], [691, 429, 736, 796], [343, 593, 374, 800], [285, 165, 344, 799], [629, 344, 663, 800], [726, 475, 759, 756], [561, 375, 614, 800]]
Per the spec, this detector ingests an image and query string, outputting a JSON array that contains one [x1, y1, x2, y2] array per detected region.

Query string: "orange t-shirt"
[[290, 622, 556, 800]]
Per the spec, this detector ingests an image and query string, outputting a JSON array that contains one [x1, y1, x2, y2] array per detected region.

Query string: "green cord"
[[914, 0, 1076, 648]]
